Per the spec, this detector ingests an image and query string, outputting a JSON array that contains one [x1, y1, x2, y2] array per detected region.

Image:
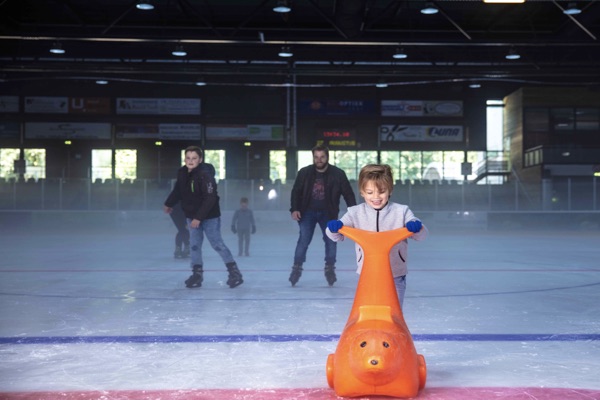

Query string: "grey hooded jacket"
[[326, 201, 428, 277]]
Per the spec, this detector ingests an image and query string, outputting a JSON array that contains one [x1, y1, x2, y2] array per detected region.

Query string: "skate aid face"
[[326, 226, 427, 398]]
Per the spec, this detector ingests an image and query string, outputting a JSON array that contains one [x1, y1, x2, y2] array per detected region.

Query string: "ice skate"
[[174, 245, 183, 259], [181, 243, 190, 258], [289, 264, 303, 287], [185, 264, 203, 288], [325, 264, 337, 286], [226, 262, 244, 288]]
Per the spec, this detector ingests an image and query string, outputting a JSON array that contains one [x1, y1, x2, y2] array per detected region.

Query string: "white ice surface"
[[1, 213, 599, 392]]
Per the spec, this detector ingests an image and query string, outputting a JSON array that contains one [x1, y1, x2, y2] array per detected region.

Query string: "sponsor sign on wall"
[[115, 124, 202, 140], [380, 125, 464, 142], [0, 96, 19, 113], [207, 125, 284, 140], [24, 97, 110, 114], [0, 122, 20, 139], [116, 98, 201, 115], [298, 99, 377, 116], [381, 100, 463, 117], [25, 122, 112, 139]]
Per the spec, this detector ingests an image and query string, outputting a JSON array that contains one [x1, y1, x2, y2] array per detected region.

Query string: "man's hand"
[[163, 205, 173, 214], [190, 219, 201, 229], [291, 211, 302, 221]]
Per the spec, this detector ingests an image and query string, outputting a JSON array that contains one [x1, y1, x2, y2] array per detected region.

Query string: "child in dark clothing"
[[231, 197, 256, 256]]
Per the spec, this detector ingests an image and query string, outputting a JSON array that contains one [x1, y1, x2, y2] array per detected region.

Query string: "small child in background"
[[231, 197, 256, 257], [326, 164, 427, 309]]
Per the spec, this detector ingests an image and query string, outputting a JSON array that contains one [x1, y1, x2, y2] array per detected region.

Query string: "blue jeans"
[[394, 275, 407, 309], [293, 210, 337, 266], [188, 217, 235, 267]]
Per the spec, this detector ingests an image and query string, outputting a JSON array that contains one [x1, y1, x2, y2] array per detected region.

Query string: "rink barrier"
[[1, 210, 599, 231]]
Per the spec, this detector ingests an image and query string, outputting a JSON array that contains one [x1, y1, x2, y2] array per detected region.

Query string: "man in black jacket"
[[289, 145, 357, 287], [164, 146, 243, 289]]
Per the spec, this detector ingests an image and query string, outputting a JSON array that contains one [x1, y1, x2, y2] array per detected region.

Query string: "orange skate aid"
[[326, 226, 426, 398]]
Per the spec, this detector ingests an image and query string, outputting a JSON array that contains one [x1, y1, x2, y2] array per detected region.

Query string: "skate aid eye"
[[382, 341, 389, 348], [360, 341, 367, 348]]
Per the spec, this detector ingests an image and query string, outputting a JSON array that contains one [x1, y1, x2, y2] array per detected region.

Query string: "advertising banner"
[[24, 97, 69, 114], [116, 98, 201, 115], [207, 125, 284, 140], [298, 99, 377, 116], [0, 122, 20, 139], [381, 100, 463, 117], [115, 123, 201, 140], [0, 96, 19, 113], [69, 97, 111, 114], [380, 125, 463, 142], [24, 96, 110, 114], [25, 122, 111, 139]]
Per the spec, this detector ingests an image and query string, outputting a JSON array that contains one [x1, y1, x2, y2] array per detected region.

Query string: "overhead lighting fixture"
[[563, 2, 581, 15], [469, 83, 481, 89], [483, 0, 525, 3], [278, 46, 293, 57], [392, 47, 407, 59], [505, 47, 520, 60], [136, 0, 154, 10], [195, 78, 207, 86], [273, 0, 291, 13], [95, 80, 109, 85], [172, 45, 187, 57], [49, 41, 65, 54], [376, 81, 388, 88], [421, 2, 439, 14]]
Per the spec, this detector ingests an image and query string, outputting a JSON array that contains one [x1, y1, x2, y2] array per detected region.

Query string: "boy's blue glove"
[[406, 220, 422, 233], [327, 220, 343, 233]]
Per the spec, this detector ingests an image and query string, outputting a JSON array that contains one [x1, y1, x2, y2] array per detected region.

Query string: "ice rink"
[[1, 210, 599, 400]]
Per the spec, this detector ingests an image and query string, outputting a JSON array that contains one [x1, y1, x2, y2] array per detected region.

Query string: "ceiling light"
[[49, 41, 65, 54], [563, 2, 581, 15], [483, 0, 525, 3], [392, 47, 407, 59], [469, 83, 481, 89], [195, 79, 207, 86], [278, 46, 293, 57], [172, 45, 187, 57], [95, 80, 109, 85], [136, 1, 154, 10], [376, 81, 388, 88], [505, 47, 520, 60], [421, 2, 439, 14], [273, 0, 291, 13]]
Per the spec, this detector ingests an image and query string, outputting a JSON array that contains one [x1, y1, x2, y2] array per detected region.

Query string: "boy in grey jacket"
[[326, 164, 427, 308]]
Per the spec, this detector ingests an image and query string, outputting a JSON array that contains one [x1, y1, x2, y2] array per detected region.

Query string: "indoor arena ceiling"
[[1, 0, 600, 90]]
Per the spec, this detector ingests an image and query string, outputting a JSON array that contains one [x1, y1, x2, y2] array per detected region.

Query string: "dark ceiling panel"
[[1, 0, 599, 90]]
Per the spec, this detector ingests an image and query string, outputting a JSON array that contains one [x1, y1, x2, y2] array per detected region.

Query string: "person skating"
[[164, 146, 243, 288]]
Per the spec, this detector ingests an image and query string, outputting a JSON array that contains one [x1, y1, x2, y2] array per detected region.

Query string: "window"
[[91, 149, 112, 182], [115, 149, 136, 181], [0, 148, 46, 180], [269, 150, 286, 183]]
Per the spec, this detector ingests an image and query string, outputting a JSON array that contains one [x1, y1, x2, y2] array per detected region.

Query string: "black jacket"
[[164, 164, 220, 221], [290, 164, 357, 220]]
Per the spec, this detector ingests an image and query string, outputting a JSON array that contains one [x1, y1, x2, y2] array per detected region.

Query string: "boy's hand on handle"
[[327, 220, 343, 233], [406, 220, 422, 233]]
